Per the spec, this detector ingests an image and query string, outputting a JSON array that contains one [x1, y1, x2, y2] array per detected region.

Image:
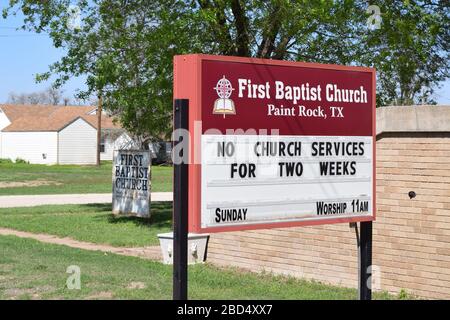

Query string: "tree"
[[46, 86, 63, 105], [6, 87, 70, 105], [2, 0, 449, 141], [3, 0, 197, 144], [360, 1, 449, 106]]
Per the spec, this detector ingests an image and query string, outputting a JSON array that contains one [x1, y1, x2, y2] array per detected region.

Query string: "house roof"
[[83, 114, 121, 130], [0, 104, 121, 132], [0, 104, 61, 122]]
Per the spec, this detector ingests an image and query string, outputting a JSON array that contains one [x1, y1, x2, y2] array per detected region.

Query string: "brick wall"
[[207, 133, 450, 299]]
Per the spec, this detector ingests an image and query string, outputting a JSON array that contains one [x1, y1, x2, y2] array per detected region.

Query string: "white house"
[[100, 132, 136, 161], [0, 104, 132, 164]]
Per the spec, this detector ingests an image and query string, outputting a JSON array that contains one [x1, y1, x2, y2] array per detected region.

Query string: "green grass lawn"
[[0, 235, 396, 300], [0, 203, 172, 247], [0, 161, 172, 195]]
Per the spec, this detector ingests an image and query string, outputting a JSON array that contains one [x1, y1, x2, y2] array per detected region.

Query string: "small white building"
[[0, 104, 131, 165]]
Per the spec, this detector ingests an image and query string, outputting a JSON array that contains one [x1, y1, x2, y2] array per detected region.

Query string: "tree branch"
[[256, 3, 281, 58], [198, 0, 235, 55], [230, 0, 250, 56]]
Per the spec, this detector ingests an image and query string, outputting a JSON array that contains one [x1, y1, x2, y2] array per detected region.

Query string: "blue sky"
[[0, 2, 449, 105], [0, 4, 87, 103]]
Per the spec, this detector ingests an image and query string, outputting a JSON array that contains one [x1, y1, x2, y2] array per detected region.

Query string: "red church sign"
[[174, 54, 376, 233]]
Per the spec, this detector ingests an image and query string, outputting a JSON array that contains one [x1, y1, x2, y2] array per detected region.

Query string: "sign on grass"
[[112, 150, 151, 218], [173, 54, 376, 233]]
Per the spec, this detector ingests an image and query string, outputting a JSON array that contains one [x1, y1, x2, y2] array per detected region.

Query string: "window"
[[100, 138, 106, 153]]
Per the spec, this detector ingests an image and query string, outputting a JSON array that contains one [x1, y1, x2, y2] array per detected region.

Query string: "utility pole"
[[97, 95, 102, 166]]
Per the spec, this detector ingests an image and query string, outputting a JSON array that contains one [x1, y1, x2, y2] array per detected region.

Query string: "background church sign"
[[174, 54, 376, 233], [112, 150, 151, 218]]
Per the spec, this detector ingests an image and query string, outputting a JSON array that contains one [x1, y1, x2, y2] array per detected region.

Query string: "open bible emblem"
[[213, 75, 236, 118]]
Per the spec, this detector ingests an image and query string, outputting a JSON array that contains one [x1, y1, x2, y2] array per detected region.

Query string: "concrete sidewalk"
[[0, 192, 172, 208]]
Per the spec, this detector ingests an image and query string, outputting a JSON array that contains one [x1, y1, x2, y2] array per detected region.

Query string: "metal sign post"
[[359, 221, 373, 300], [173, 99, 189, 300]]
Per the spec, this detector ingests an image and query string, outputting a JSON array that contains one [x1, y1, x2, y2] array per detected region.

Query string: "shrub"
[[0, 158, 13, 164], [398, 289, 410, 300], [15, 158, 29, 164]]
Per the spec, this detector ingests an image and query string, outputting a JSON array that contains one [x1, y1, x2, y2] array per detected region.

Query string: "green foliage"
[[14, 157, 29, 164], [361, 1, 449, 106], [0, 158, 13, 164], [2, 0, 449, 138], [397, 288, 414, 300]]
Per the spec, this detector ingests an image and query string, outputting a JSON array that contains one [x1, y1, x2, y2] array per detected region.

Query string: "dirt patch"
[[4, 288, 34, 299], [127, 281, 146, 290], [87, 291, 114, 299], [4, 285, 53, 300], [0, 180, 62, 189], [0, 228, 162, 261], [0, 264, 14, 273]]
